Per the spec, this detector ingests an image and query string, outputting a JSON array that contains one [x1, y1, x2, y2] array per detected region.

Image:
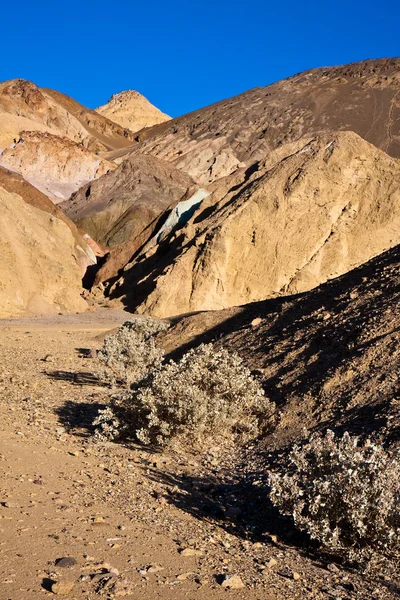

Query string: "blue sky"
[[2, 0, 399, 118]]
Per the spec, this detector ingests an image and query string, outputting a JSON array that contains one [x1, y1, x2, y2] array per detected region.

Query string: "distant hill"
[[96, 90, 170, 133]]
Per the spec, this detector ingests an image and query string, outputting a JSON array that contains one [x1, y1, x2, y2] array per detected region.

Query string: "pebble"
[[177, 572, 195, 581], [147, 564, 164, 573], [221, 574, 245, 589]]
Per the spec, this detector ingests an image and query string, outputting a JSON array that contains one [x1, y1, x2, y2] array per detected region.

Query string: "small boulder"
[[51, 580, 75, 595]]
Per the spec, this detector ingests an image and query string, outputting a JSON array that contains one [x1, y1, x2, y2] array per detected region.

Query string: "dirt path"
[[0, 311, 395, 599]]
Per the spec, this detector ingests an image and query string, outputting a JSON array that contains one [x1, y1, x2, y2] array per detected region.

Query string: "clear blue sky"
[[2, 0, 399, 118]]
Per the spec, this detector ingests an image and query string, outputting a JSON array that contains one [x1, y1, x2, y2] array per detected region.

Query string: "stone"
[[251, 318, 262, 327], [180, 548, 203, 557], [51, 580, 75, 595], [55, 557, 77, 568], [221, 574, 245, 589], [177, 572, 195, 581], [147, 564, 164, 573]]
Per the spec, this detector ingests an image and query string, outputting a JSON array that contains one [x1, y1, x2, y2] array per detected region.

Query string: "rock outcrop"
[[0, 132, 115, 203], [106, 132, 400, 317], [96, 90, 170, 133], [106, 58, 400, 184]]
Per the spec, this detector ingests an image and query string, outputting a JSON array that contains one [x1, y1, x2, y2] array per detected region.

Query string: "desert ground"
[[0, 308, 398, 600]]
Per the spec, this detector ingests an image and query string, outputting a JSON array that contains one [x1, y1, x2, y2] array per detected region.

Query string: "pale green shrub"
[[269, 430, 400, 562], [97, 317, 169, 386], [95, 343, 275, 447]]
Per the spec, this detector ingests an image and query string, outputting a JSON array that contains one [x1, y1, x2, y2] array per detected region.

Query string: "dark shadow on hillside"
[[159, 245, 400, 440], [107, 230, 204, 312]]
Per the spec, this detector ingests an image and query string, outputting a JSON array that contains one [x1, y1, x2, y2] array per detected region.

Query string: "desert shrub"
[[95, 343, 275, 447], [97, 317, 169, 385], [269, 430, 400, 562]]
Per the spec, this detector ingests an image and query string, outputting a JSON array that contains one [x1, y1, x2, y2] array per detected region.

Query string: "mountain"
[[104, 58, 400, 184], [102, 131, 400, 316], [0, 132, 115, 203], [0, 79, 137, 152], [96, 90, 170, 133], [0, 167, 97, 316]]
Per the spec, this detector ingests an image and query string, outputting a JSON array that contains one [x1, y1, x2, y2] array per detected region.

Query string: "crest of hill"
[[0, 132, 116, 203], [105, 58, 400, 183], [0, 168, 95, 317], [103, 131, 400, 316], [96, 90, 171, 133], [0, 79, 137, 152], [160, 243, 400, 451]]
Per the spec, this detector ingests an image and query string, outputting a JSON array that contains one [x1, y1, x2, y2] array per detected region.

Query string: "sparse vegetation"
[[97, 318, 169, 386], [269, 430, 400, 563], [95, 342, 274, 447]]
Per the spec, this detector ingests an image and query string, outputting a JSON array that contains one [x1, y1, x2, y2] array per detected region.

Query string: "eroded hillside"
[[101, 132, 400, 316]]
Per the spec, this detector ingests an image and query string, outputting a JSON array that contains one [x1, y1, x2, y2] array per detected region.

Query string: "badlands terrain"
[[0, 57, 400, 599]]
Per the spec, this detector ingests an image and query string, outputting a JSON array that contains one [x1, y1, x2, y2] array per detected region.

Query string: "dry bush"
[[269, 430, 400, 563], [95, 343, 275, 447], [97, 318, 169, 386]]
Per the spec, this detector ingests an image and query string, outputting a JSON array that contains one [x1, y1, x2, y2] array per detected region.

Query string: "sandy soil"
[[0, 310, 397, 599]]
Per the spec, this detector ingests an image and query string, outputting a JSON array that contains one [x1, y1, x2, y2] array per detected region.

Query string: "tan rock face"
[[0, 79, 136, 151], [0, 132, 115, 203], [108, 132, 400, 317], [96, 90, 170, 133], [0, 166, 99, 275], [0, 184, 88, 317], [107, 58, 400, 184]]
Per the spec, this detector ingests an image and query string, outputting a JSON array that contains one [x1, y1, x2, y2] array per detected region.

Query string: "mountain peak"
[[96, 89, 170, 133]]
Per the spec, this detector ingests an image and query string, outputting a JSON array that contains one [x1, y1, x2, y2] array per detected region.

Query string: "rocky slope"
[[105, 58, 400, 184], [0, 167, 95, 316], [61, 154, 196, 283], [0, 79, 137, 152], [103, 131, 400, 316], [0, 132, 115, 202], [161, 242, 400, 450], [96, 90, 170, 133]]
